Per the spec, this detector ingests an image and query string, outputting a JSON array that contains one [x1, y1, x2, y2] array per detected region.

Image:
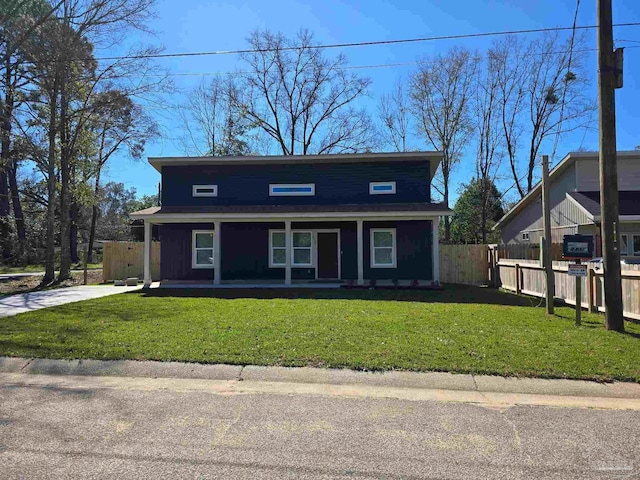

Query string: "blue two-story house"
[[130, 151, 452, 286]]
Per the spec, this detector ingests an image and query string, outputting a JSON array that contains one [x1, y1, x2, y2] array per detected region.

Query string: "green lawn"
[[0, 286, 638, 382], [0, 263, 102, 274]]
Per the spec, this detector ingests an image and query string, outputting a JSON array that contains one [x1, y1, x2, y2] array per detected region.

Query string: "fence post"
[[515, 263, 521, 295], [587, 267, 595, 312]]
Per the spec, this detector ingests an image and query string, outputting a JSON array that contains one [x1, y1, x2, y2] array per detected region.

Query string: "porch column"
[[285, 220, 292, 285], [432, 217, 440, 284], [213, 221, 221, 285], [143, 221, 152, 287], [357, 220, 364, 285]]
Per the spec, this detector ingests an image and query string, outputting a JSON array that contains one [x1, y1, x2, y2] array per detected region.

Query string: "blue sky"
[[101, 0, 640, 205]]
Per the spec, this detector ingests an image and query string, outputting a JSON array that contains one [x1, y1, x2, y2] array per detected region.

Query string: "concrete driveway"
[[0, 285, 142, 318]]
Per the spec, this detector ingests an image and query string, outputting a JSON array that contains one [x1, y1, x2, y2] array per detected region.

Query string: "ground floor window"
[[370, 228, 396, 268], [269, 231, 286, 267], [633, 235, 640, 256], [292, 231, 312, 266], [269, 230, 314, 267], [192, 230, 215, 268], [621, 234, 629, 255]]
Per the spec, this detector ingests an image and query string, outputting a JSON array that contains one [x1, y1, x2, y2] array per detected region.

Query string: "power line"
[[95, 22, 640, 61], [114, 45, 640, 79]]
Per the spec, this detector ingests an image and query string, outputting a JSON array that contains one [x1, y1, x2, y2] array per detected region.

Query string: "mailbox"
[[562, 234, 594, 259]]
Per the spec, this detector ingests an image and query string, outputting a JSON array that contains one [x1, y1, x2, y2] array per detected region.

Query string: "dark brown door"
[[317, 232, 339, 279]]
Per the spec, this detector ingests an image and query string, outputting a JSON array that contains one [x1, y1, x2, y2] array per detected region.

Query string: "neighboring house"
[[495, 151, 640, 257], [130, 152, 452, 286]]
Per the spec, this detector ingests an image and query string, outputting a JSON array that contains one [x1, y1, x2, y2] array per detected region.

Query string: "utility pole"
[[541, 155, 554, 314], [597, 0, 625, 332]]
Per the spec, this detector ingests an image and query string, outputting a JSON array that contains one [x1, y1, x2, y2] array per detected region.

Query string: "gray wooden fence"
[[498, 259, 640, 320]]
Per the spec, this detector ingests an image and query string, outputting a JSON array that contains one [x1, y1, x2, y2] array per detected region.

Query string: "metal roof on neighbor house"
[[567, 191, 640, 218]]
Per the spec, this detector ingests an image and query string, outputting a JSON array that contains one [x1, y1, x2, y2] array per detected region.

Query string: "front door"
[[317, 232, 339, 279]]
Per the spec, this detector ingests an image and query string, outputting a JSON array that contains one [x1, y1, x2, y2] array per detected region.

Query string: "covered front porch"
[[132, 206, 451, 287]]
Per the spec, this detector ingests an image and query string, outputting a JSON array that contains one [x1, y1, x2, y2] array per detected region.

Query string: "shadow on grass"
[[136, 284, 544, 307]]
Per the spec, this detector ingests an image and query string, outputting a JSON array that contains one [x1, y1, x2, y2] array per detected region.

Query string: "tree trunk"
[[8, 159, 26, 262], [43, 80, 59, 284], [0, 56, 13, 262], [87, 171, 101, 264], [443, 182, 451, 242], [58, 79, 71, 281]]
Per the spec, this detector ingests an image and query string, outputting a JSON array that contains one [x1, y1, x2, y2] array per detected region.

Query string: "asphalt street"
[[0, 373, 638, 479]]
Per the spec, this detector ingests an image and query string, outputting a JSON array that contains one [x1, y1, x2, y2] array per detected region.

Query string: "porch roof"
[[130, 202, 452, 222]]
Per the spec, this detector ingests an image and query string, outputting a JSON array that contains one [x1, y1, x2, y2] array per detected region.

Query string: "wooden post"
[[597, 0, 625, 332], [575, 260, 582, 326], [587, 267, 596, 312], [541, 154, 554, 314], [83, 245, 88, 285], [515, 263, 521, 295]]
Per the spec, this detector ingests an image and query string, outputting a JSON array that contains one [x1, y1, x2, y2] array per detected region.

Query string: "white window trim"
[[369, 181, 396, 195], [522, 232, 530, 241], [292, 231, 313, 267], [633, 234, 640, 256], [370, 228, 397, 268], [269, 183, 315, 196], [269, 230, 287, 267], [192, 230, 215, 269], [192, 185, 218, 197], [620, 234, 629, 255], [269, 230, 315, 268]]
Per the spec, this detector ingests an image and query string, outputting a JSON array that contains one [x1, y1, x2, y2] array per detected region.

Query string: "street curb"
[[1, 356, 639, 399]]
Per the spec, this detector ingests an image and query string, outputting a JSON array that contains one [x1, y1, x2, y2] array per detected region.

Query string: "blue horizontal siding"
[[161, 161, 431, 206], [159, 221, 433, 281]]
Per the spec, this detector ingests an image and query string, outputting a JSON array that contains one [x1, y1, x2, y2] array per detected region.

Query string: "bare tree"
[[378, 78, 411, 152], [473, 53, 503, 243], [492, 33, 595, 198], [491, 36, 529, 199], [232, 29, 374, 155], [410, 47, 478, 241], [178, 77, 252, 156]]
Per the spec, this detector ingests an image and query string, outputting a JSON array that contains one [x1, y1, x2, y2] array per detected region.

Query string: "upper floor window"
[[369, 181, 396, 195], [193, 185, 217, 197], [269, 183, 315, 196], [521, 232, 530, 241]]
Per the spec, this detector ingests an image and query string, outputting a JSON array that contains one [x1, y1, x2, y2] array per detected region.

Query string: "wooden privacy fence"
[[440, 244, 489, 286], [498, 259, 640, 320], [493, 243, 564, 261], [103, 242, 160, 282]]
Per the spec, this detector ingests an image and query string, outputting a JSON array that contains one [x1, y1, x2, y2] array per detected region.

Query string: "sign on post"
[[562, 234, 594, 259], [568, 263, 588, 277]]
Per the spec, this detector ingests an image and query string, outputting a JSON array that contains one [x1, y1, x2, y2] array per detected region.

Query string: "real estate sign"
[[562, 234, 594, 259]]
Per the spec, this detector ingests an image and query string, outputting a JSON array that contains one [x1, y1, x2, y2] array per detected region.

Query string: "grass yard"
[[0, 286, 638, 382], [0, 263, 103, 274]]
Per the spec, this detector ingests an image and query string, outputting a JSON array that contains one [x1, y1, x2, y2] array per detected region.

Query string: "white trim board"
[[131, 212, 451, 223]]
